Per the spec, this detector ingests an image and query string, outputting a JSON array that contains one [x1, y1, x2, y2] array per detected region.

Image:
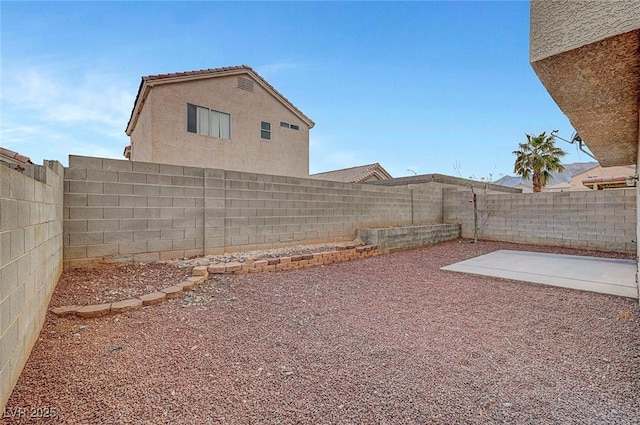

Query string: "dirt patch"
[[4, 239, 639, 424]]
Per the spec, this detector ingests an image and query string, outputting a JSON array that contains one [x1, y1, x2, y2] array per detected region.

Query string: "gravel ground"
[[48, 241, 363, 309], [3, 239, 639, 424], [49, 263, 192, 306]]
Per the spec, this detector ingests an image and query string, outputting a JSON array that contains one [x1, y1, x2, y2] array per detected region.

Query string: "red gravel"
[[3, 240, 639, 424]]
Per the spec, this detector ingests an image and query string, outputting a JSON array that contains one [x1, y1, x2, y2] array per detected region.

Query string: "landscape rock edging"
[[51, 245, 379, 318]]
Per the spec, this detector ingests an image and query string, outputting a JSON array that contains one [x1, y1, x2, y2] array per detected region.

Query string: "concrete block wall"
[[1, 160, 64, 410], [64, 156, 205, 269], [443, 188, 636, 253], [216, 170, 415, 254], [410, 182, 458, 224], [64, 155, 638, 261], [358, 224, 461, 252], [377, 178, 515, 226], [65, 156, 440, 266]]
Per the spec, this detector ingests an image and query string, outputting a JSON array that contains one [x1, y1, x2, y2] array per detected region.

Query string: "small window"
[[261, 121, 271, 140], [279, 121, 299, 131], [187, 104, 230, 139]]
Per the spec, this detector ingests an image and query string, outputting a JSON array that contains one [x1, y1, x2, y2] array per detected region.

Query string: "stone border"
[[51, 245, 379, 318]]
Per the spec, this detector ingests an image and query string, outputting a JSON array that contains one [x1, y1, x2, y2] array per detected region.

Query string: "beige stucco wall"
[[130, 75, 310, 177], [530, 0, 640, 62], [530, 1, 640, 168], [570, 165, 636, 190], [130, 97, 153, 163]]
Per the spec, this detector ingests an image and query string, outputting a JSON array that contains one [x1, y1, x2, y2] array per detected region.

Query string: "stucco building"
[[529, 0, 640, 297], [543, 165, 636, 191], [573, 164, 637, 190], [125, 65, 314, 177]]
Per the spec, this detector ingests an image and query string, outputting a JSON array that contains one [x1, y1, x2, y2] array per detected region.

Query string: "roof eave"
[[125, 78, 149, 136], [244, 69, 315, 128]]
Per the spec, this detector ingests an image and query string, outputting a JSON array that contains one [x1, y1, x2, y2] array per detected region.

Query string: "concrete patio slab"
[[441, 250, 638, 299]]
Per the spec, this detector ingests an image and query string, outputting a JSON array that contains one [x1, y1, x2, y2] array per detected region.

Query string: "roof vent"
[[237, 77, 254, 92]]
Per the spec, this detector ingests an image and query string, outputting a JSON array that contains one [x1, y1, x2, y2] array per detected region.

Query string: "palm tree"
[[513, 132, 566, 192]]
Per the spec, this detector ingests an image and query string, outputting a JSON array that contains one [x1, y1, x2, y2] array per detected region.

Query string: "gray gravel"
[[3, 240, 639, 424], [50, 262, 192, 306]]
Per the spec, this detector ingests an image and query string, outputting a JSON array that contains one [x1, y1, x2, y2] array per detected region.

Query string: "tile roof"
[[143, 65, 252, 82], [0, 147, 32, 164], [126, 65, 314, 135], [582, 175, 634, 189], [309, 163, 392, 183]]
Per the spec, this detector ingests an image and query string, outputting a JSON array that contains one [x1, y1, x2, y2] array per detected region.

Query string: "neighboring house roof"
[[572, 164, 636, 190], [310, 163, 392, 183], [571, 163, 601, 177], [544, 181, 571, 192], [582, 175, 636, 190], [0, 146, 32, 173], [125, 65, 315, 136], [0, 147, 32, 164]]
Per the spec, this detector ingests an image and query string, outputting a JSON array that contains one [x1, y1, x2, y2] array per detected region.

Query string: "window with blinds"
[[187, 104, 231, 139]]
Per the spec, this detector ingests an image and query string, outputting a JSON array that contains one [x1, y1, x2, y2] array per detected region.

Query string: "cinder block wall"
[[64, 156, 206, 269], [0, 161, 64, 410], [64, 156, 439, 267], [64, 155, 638, 263], [358, 223, 461, 252], [216, 170, 416, 253], [443, 188, 636, 253], [410, 182, 482, 224], [374, 177, 517, 225]]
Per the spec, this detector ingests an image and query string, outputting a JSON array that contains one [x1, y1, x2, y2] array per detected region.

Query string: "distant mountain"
[[494, 162, 598, 188], [493, 175, 528, 187]]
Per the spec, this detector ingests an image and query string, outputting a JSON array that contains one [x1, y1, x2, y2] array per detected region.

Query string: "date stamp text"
[[3, 406, 58, 420]]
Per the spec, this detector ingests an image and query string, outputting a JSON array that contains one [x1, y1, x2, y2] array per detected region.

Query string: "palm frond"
[[512, 132, 567, 192]]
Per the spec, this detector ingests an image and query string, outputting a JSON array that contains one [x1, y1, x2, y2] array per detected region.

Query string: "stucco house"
[[543, 165, 636, 191], [573, 164, 637, 190], [125, 65, 314, 177]]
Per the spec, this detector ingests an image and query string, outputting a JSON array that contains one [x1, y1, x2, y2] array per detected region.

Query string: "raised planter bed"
[[358, 224, 460, 252]]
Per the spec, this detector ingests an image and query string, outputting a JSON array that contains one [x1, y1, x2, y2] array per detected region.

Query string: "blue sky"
[[1, 1, 591, 179]]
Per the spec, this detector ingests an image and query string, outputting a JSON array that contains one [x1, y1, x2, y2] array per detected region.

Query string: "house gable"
[[126, 65, 314, 136], [124, 65, 314, 177]]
